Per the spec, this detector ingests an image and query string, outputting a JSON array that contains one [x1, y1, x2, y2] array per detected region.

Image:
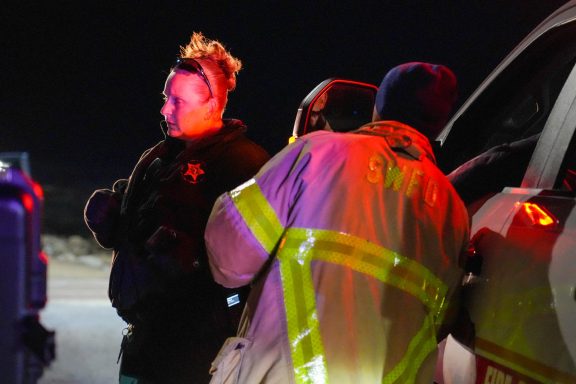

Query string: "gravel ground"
[[42, 234, 112, 269]]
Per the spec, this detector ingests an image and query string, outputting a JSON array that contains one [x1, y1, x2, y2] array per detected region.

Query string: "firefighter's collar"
[[354, 120, 436, 162]]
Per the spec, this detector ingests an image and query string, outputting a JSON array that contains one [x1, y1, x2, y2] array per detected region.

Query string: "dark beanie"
[[374, 62, 458, 138]]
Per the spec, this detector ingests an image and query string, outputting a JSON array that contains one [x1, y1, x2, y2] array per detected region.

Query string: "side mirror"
[[290, 78, 378, 143]]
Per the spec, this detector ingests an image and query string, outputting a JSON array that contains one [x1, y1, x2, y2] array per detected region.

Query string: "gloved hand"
[[145, 225, 201, 277], [84, 187, 123, 248]]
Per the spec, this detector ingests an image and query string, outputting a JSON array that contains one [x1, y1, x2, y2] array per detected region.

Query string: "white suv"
[[437, 1, 576, 382]]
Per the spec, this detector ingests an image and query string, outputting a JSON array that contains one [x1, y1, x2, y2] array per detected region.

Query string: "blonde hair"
[[179, 32, 242, 113]]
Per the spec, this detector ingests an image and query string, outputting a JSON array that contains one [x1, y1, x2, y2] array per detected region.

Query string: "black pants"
[[118, 321, 225, 384], [116, 283, 247, 383]]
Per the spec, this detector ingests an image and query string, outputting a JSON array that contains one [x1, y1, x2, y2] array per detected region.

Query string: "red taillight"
[[39, 250, 48, 265], [21, 193, 34, 212], [517, 202, 556, 227], [32, 182, 44, 200]]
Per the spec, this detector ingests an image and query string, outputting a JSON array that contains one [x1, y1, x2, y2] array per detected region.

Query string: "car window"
[[440, 21, 576, 175], [318, 84, 376, 133], [557, 135, 576, 191], [291, 79, 377, 142]]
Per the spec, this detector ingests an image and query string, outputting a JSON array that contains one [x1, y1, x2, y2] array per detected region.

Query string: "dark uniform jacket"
[[84, 119, 269, 383]]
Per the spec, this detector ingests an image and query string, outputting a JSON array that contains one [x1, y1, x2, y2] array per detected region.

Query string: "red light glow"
[[39, 251, 49, 265], [21, 193, 34, 212], [520, 202, 555, 227], [32, 182, 44, 200]]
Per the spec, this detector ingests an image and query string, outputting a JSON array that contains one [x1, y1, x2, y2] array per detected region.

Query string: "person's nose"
[[160, 101, 172, 118]]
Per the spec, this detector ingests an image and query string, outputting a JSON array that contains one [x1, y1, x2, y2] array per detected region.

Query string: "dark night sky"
[[1, 1, 569, 233]]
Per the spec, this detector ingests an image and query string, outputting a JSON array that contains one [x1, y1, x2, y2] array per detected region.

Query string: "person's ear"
[[204, 99, 217, 120]]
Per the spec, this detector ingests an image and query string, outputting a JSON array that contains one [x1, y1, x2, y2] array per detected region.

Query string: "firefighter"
[[205, 62, 469, 383]]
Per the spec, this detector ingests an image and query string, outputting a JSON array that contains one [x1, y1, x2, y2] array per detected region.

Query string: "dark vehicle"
[[291, 2, 576, 382], [0, 152, 55, 383]]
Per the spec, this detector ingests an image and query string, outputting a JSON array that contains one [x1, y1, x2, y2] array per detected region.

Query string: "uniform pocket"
[[209, 337, 251, 384]]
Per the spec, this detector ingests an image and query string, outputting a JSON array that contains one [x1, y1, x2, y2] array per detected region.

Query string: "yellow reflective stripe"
[[229, 179, 284, 254], [284, 228, 448, 319], [280, 228, 448, 384], [382, 315, 437, 384], [230, 181, 329, 383], [278, 240, 328, 384]]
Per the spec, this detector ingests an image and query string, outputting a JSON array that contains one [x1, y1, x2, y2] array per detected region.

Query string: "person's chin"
[[167, 128, 181, 137]]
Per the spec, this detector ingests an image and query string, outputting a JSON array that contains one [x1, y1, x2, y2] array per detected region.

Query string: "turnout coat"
[[205, 121, 469, 384]]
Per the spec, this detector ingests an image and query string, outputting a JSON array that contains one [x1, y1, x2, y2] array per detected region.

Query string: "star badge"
[[181, 161, 205, 184]]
